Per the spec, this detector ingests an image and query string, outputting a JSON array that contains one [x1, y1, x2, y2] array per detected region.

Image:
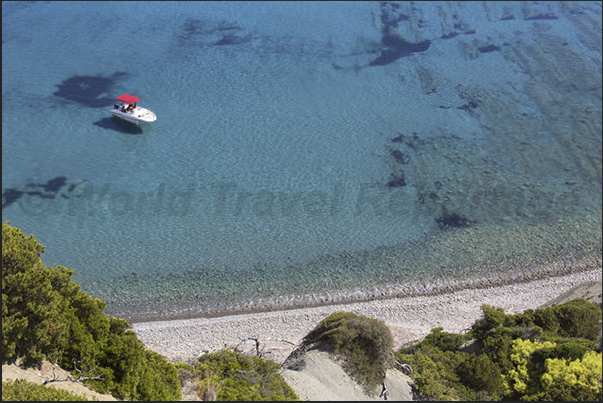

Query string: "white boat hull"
[[111, 107, 157, 125]]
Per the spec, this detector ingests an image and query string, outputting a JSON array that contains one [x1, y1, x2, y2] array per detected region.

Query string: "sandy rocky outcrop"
[[278, 280, 602, 401], [280, 345, 414, 401]]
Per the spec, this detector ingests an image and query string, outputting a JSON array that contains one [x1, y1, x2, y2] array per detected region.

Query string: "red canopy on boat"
[[116, 94, 141, 104]]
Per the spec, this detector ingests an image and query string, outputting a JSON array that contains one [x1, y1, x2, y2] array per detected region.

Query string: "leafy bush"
[[400, 326, 471, 353], [2, 379, 89, 401], [400, 299, 602, 401], [531, 337, 597, 365], [530, 350, 602, 401], [2, 222, 74, 363], [457, 354, 505, 400], [2, 221, 181, 401], [193, 350, 299, 401], [478, 327, 517, 374], [525, 299, 601, 340], [303, 311, 394, 394], [502, 339, 602, 401], [397, 345, 474, 401], [470, 305, 508, 340], [473, 300, 602, 342], [503, 338, 557, 395]]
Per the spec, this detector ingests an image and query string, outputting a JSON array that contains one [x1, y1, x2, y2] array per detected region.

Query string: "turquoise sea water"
[[3, 1, 602, 321]]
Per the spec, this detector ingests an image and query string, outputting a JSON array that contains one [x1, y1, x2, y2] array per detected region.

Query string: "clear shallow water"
[[3, 1, 601, 320]]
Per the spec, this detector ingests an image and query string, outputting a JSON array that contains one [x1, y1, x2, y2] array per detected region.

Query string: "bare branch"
[[248, 337, 263, 357], [379, 382, 389, 400], [43, 357, 103, 385], [394, 360, 413, 375], [43, 356, 61, 384], [272, 339, 297, 346]]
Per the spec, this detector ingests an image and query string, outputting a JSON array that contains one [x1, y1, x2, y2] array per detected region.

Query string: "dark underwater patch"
[[478, 44, 500, 53], [41, 176, 68, 192], [370, 34, 431, 66], [458, 100, 479, 111], [179, 17, 247, 45], [391, 134, 405, 143], [390, 132, 424, 150], [436, 212, 471, 228], [442, 32, 460, 40], [2, 188, 24, 209], [215, 33, 251, 46], [390, 149, 408, 164], [387, 174, 406, 188], [379, 1, 408, 29], [525, 14, 559, 20], [180, 18, 205, 40], [2, 176, 73, 210], [53, 72, 127, 108], [365, 1, 431, 66]]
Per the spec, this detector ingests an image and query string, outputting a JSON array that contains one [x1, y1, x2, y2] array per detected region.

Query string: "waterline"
[[99, 219, 601, 322], [114, 250, 602, 323]]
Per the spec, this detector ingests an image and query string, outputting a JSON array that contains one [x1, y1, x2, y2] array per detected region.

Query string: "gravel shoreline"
[[116, 250, 601, 323], [132, 267, 601, 363]]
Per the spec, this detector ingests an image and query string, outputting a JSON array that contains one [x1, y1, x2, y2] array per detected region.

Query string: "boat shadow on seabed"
[[93, 117, 144, 135]]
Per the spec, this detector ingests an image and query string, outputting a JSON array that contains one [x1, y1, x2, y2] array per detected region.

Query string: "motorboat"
[[110, 94, 157, 125]]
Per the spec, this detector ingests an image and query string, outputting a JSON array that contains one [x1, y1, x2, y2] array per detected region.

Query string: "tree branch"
[[43, 357, 103, 385], [394, 360, 413, 375]]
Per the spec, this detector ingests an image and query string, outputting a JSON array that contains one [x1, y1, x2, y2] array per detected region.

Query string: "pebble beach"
[[132, 259, 602, 363]]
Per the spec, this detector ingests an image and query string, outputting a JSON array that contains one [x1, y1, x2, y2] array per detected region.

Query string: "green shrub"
[[457, 354, 505, 399], [401, 327, 471, 353], [523, 350, 602, 401], [194, 350, 299, 401], [503, 339, 602, 401], [2, 222, 75, 363], [503, 299, 601, 340], [303, 311, 394, 394], [475, 323, 548, 375], [136, 349, 183, 401], [402, 300, 602, 401], [532, 338, 597, 364], [397, 346, 474, 401], [471, 305, 513, 341], [2, 221, 181, 401], [2, 380, 89, 401], [542, 299, 601, 340]]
